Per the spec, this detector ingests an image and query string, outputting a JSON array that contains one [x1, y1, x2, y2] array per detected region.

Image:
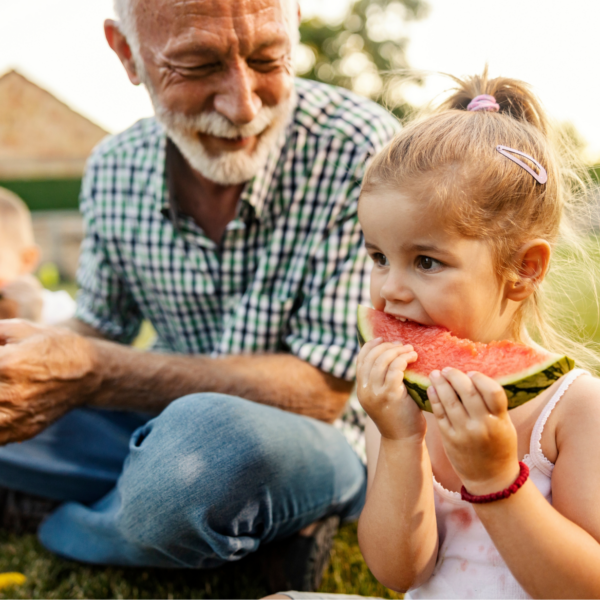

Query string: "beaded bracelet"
[[461, 462, 530, 504]]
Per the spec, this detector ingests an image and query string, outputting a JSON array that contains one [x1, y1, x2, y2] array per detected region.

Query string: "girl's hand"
[[427, 368, 520, 495], [356, 338, 424, 441]]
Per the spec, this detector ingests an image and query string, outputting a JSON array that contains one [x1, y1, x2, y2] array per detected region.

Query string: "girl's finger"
[[357, 338, 381, 368], [385, 351, 418, 384], [357, 339, 389, 383], [370, 345, 415, 389], [359, 340, 412, 375], [429, 370, 467, 427], [440, 368, 489, 420], [428, 385, 453, 432], [357, 337, 383, 366], [468, 372, 508, 415]]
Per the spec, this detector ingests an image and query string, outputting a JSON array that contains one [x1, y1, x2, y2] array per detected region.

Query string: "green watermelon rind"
[[356, 306, 575, 412]]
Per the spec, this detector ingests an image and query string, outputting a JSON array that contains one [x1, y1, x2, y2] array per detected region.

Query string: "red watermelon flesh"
[[357, 305, 574, 411]]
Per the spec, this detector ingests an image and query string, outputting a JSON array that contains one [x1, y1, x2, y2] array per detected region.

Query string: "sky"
[[1, 0, 599, 160]]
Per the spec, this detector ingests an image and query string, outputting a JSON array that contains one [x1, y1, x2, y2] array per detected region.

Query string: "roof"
[[0, 70, 109, 179]]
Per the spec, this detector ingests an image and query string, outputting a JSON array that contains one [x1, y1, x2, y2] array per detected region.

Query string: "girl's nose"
[[379, 273, 414, 304]]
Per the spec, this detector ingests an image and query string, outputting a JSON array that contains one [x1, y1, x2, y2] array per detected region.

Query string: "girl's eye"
[[417, 256, 442, 271], [372, 253, 389, 267]]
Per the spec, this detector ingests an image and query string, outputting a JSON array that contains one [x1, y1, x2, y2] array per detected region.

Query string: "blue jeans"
[[0, 394, 366, 568]]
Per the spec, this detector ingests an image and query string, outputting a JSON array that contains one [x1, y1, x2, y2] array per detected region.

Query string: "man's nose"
[[213, 63, 262, 126]]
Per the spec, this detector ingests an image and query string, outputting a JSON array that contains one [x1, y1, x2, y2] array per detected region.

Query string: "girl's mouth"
[[389, 314, 429, 327]]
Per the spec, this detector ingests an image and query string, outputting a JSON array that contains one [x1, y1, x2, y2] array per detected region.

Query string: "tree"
[[298, 0, 429, 119]]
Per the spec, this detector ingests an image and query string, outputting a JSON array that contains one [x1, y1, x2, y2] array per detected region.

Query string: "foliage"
[[0, 524, 401, 599], [0, 178, 81, 212], [298, 0, 429, 119]]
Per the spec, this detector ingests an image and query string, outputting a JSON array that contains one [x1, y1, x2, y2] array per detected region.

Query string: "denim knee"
[[117, 393, 274, 550]]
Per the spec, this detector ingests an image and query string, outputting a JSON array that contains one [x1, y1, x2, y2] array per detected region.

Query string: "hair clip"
[[496, 145, 548, 185]]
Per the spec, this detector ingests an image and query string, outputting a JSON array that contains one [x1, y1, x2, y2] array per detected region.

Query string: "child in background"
[[0, 187, 75, 325], [356, 72, 600, 598]]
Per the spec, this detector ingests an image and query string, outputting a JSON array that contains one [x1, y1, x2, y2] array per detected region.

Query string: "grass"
[[0, 524, 401, 599]]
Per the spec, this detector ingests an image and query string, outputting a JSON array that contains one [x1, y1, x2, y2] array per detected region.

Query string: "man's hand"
[[0, 276, 44, 322], [0, 320, 99, 444], [0, 317, 351, 444]]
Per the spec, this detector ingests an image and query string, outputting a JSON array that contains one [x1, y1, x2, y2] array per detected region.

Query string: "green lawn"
[[0, 524, 401, 599]]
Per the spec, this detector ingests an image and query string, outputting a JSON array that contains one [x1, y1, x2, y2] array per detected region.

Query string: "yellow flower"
[[0, 572, 26, 590]]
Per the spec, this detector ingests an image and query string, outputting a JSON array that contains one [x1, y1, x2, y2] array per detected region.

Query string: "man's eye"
[[417, 256, 442, 271], [248, 58, 281, 71], [372, 253, 389, 267], [175, 63, 221, 77], [250, 59, 277, 65]]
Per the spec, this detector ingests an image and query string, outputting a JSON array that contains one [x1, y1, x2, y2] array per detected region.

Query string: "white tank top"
[[406, 368, 588, 599]]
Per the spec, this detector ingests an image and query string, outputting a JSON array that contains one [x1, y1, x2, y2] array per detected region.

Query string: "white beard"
[[145, 83, 295, 186]]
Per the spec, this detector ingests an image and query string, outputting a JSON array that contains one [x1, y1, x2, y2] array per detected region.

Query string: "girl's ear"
[[505, 239, 551, 302]]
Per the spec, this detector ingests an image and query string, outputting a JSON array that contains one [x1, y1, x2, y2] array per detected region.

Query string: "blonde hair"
[[362, 70, 600, 371], [0, 187, 34, 249]]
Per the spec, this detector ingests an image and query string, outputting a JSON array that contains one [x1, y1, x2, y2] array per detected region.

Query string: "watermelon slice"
[[357, 305, 574, 412]]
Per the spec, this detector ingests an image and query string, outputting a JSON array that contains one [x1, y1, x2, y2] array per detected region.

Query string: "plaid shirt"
[[76, 78, 400, 460]]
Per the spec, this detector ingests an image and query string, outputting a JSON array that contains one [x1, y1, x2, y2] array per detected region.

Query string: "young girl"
[[356, 72, 600, 599]]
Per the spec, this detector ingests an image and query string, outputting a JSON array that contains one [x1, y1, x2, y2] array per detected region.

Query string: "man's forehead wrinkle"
[[138, 0, 288, 58], [142, 0, 283, 27]]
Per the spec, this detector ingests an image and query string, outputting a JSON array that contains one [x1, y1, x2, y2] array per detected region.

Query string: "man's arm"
[[60, 317, 350, 419], [90, 336, 352, 421], [0, 318, 352, 445], [62, 317, 108, 339]]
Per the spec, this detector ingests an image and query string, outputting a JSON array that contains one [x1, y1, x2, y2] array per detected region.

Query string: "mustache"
[[156, 103, 286, 140]]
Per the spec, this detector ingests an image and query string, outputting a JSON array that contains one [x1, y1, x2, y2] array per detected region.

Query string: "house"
[[0, 69, 109, 278]]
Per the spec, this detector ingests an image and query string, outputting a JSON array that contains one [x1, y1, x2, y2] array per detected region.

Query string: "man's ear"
[[104, 19, 142, 86], [505, 239, 551, 302]]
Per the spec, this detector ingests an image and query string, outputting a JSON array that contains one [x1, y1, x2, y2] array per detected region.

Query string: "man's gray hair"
[[113, 0, 299, 61], [113, 0, 141, 58]]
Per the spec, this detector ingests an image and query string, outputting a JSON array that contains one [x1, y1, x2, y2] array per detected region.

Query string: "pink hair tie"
[[467, 94, 500, 112]]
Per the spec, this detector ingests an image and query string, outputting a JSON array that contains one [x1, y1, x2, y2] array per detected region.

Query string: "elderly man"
[[0, 0, 398, 589]]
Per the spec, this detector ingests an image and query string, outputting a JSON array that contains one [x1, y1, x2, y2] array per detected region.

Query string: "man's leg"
[[0, 408, 151, 503], [39, 393, 366, 568]]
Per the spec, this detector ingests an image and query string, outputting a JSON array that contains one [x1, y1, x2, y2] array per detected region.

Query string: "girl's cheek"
[[370, 273, 386, 311]]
